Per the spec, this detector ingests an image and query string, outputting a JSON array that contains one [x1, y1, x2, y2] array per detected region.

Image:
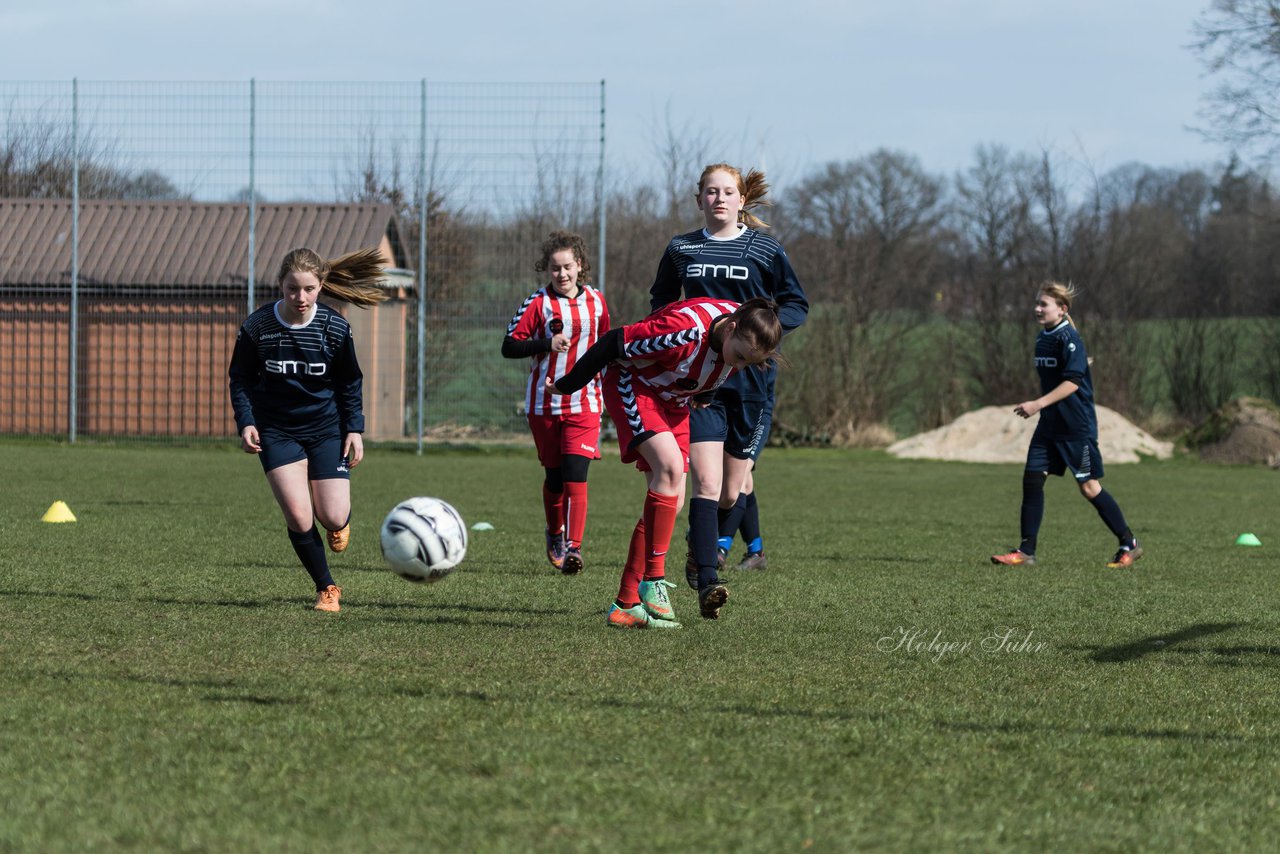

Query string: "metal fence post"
[[247, 78, 257, 313], [70, 78, 79, 444], [597, 79, 606, 295], [416, 78, 428, 454]]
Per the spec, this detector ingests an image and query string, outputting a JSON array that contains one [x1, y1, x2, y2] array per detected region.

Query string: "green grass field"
[[3, 442, 1279, 850]]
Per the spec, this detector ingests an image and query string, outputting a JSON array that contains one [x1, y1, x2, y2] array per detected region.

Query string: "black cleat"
[[698, 583, 729, 620]]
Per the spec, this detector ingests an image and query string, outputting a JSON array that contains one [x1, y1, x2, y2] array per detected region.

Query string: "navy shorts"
[[689, 386, 774, 462], [1026, 434, 1104, 482], [258, 427, 351, 480]]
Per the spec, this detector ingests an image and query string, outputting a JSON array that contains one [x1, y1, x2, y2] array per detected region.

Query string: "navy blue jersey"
[[650, 226, 808, 399], [228, 302, 364, 436], [1033, 319, 1096, 440]]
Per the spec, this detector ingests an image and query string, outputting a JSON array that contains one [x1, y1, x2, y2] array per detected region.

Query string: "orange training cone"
[[42, 501, 77, 523]]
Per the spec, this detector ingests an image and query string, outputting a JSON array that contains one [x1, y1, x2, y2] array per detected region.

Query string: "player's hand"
[[1013, 400, 1040, 419], [551, 333, 571, 353], [544, 377, 565, 394], [344, 433, 364, 468], [240, 425, 261, 453]]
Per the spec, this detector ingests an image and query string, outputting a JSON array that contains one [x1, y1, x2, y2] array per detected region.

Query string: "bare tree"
[[949, 144, 1041, 406], [779, 150, 944, 442], [1192, 0, 1280, 162], [1, 108, 183, 199], [649, 103, 722, 225]]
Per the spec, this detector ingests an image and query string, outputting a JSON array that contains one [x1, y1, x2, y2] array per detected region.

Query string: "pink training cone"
[[41, 501, 77, 523]]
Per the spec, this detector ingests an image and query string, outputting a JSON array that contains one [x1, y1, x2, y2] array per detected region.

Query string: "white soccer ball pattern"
[[379, 497, 468, 582]]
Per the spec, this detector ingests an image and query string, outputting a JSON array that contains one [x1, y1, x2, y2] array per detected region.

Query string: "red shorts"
[[603, 367, 690, 473], [527, 411, 602, 467]]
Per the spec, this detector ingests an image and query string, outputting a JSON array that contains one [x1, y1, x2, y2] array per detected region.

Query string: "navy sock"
[[1089, 489, 1132, 544], [689, 497, 721, 588], [288, 526, 334, 591], [740, 492, 761, 552], [718, 493, 747, 550], [1019, 472, 1046, 555]]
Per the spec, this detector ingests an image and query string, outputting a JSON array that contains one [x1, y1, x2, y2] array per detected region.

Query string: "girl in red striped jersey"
[[502, 231, 610, 574], [551, 297, 783, 627]]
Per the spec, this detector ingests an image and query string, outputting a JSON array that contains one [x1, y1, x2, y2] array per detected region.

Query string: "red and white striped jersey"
[[620, 298, 740, 405], [506, 284, 610, 416]]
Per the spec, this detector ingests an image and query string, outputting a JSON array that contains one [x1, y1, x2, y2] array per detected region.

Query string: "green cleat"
[[638, 578, 677, 622], [606, 603, 680, 629]]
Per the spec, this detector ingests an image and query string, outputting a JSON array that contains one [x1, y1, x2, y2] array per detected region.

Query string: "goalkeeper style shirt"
[[504, 284, 610, 416], [1033, 319, 1097, 440], [649, 225, 808, 399], [228, 301, 365, 436]]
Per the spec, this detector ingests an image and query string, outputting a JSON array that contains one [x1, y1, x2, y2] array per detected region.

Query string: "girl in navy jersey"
[[229, 247, 387, 612], [502, 231, 610, 574], [551, 297, 784, 628], [650, 163, 808, 588], [991, 282, 1143, 569]]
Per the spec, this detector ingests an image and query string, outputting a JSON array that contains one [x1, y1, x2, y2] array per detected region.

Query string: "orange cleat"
[[314, 584, 342, 612], [327, 524, 350, 553], [1106, 544, 1144, 568], [990, 549, 1036, 566]]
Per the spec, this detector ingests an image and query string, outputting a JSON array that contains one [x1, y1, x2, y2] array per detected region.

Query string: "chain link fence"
[[0, 80, 605, 446]]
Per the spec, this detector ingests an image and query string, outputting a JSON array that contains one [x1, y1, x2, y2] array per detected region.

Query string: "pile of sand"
[[1186, 397, 1280, 467], [887, 405, 1174, 464]]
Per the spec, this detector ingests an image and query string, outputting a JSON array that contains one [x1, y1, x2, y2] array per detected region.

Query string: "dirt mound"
[[887, 405, 1173, 464], [1186, 397, 1280, 467]]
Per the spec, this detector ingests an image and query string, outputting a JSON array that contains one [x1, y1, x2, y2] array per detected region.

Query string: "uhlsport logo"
[[1034, 357, 1058, 367]]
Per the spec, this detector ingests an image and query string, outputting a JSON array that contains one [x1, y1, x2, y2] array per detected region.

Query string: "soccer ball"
[[379, 497, 468, 583]]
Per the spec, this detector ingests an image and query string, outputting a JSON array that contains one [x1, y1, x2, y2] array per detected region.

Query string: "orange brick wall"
[[1, 294, 408, 440]]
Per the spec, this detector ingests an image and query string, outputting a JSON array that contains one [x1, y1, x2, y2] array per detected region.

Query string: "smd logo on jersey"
[[266, 359, 328, 376], [686, 263, 749, 279]]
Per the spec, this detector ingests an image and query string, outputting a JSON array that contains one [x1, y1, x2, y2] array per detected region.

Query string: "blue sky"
[[1, 0, 1224, 187]]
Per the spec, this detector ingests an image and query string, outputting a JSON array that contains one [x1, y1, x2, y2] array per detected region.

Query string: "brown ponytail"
[[277, 247, 389, 308], [697, 163, 772, 229]]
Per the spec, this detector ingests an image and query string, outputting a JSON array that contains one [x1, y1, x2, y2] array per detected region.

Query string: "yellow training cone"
[[41, 501, 77, 523]]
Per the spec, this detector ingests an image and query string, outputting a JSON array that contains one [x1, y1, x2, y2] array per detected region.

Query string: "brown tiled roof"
[[0, 199, 402, 287]]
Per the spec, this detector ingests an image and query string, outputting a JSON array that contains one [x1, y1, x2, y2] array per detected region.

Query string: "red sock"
[[542, 484, 564, 535], [643, 490, 679, 581], [617, 518, 646, 605], [564, 481, 588, 548]]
